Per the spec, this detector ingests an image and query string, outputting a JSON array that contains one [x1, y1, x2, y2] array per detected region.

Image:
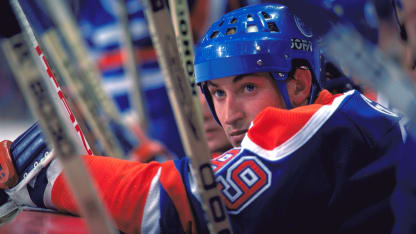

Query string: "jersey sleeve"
[[50, 155, 200, 233], [392, 133, 416, 234]]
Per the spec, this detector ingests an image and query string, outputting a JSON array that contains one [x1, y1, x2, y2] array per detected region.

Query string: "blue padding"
[[10, 123, 49, 175], [272, 73, 293, 109]]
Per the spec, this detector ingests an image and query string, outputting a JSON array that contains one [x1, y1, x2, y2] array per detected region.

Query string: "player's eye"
[[211, 89, 225, 98], [243, 83, 256, 93]]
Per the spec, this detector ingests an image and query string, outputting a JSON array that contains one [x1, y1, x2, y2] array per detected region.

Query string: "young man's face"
[[207, 72, 285, 147]]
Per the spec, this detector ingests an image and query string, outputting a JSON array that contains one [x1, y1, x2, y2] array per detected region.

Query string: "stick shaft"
[[168, 0, 204, 123], [116, 0, 148, 130], [169, 0, 197, 90]]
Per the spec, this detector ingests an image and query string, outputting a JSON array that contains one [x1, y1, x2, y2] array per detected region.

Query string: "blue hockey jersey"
[[208, 89, 406, 233]]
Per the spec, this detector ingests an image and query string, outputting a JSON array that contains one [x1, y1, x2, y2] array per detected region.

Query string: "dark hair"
[[288, 59, 313, 78]]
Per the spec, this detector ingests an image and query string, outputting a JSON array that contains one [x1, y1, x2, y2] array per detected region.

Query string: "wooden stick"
[[115, 0, 149, 130]]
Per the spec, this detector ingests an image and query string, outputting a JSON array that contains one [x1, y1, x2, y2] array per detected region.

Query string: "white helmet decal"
[[294, 15, 313, 38]]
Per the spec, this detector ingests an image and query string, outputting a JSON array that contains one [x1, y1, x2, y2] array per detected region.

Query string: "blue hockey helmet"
[[195, 3, 321, 125]]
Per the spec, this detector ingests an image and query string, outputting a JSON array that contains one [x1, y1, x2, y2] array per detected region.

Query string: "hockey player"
[[0, 3, 413, 234]]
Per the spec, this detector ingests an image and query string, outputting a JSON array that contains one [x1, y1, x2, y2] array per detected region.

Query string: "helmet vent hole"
[[247, 14, 254, 21], [247, 24, 258, 33], [261, 11, 271, 19], [219, 20, 224, 27], [267, 22, 279, 32], [210, 31, 219, 38], [231, 18, 237, 24], [226, 27, 236, 35]]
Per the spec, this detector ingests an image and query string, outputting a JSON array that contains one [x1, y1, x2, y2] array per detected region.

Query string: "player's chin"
[[209, 141, 231, 154], [229, 135, 244, 147]]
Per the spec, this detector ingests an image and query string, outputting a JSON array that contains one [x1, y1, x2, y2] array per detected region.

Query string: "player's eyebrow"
[[232, 74, 248, 83], [207, 74, 254, 87]]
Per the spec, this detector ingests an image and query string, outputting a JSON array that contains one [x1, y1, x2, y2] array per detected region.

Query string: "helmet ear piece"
[[199, 82, 222, 126]]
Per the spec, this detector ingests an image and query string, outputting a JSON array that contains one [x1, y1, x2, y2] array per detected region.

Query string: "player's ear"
[[287, 67, 312, 107]]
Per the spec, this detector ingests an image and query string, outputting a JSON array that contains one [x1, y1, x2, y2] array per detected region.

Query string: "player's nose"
[[223, 96, 244, 126]]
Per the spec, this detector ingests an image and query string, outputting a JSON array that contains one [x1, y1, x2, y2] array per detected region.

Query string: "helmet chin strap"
[[271, 72, 293, 109], [308, 83, 318, 105]]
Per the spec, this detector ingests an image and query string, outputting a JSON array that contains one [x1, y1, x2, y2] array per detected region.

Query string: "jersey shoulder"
[[338, 91, 405, 145]]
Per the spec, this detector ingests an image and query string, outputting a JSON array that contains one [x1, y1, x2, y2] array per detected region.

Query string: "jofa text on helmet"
[[290, 38, 313, 52]]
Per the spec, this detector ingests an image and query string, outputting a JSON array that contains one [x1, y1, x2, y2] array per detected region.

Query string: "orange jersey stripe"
[[247, 90, 340, 150], [97, 47, 157, 71]]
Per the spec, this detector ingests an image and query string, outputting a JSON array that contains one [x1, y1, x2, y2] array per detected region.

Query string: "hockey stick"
[[142, 0, 232, 233], [9, 1, 117, 233], [168, 0, 197, 93], [115, 0, 149, 130], [168, 0, 202, 116], [41, 0, 126, 158]]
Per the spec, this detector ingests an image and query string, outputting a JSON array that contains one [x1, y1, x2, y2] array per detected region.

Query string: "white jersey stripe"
[[241, 90, 354, 161], [44, 158, 63, 209], [141, 167, 161, 234]]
